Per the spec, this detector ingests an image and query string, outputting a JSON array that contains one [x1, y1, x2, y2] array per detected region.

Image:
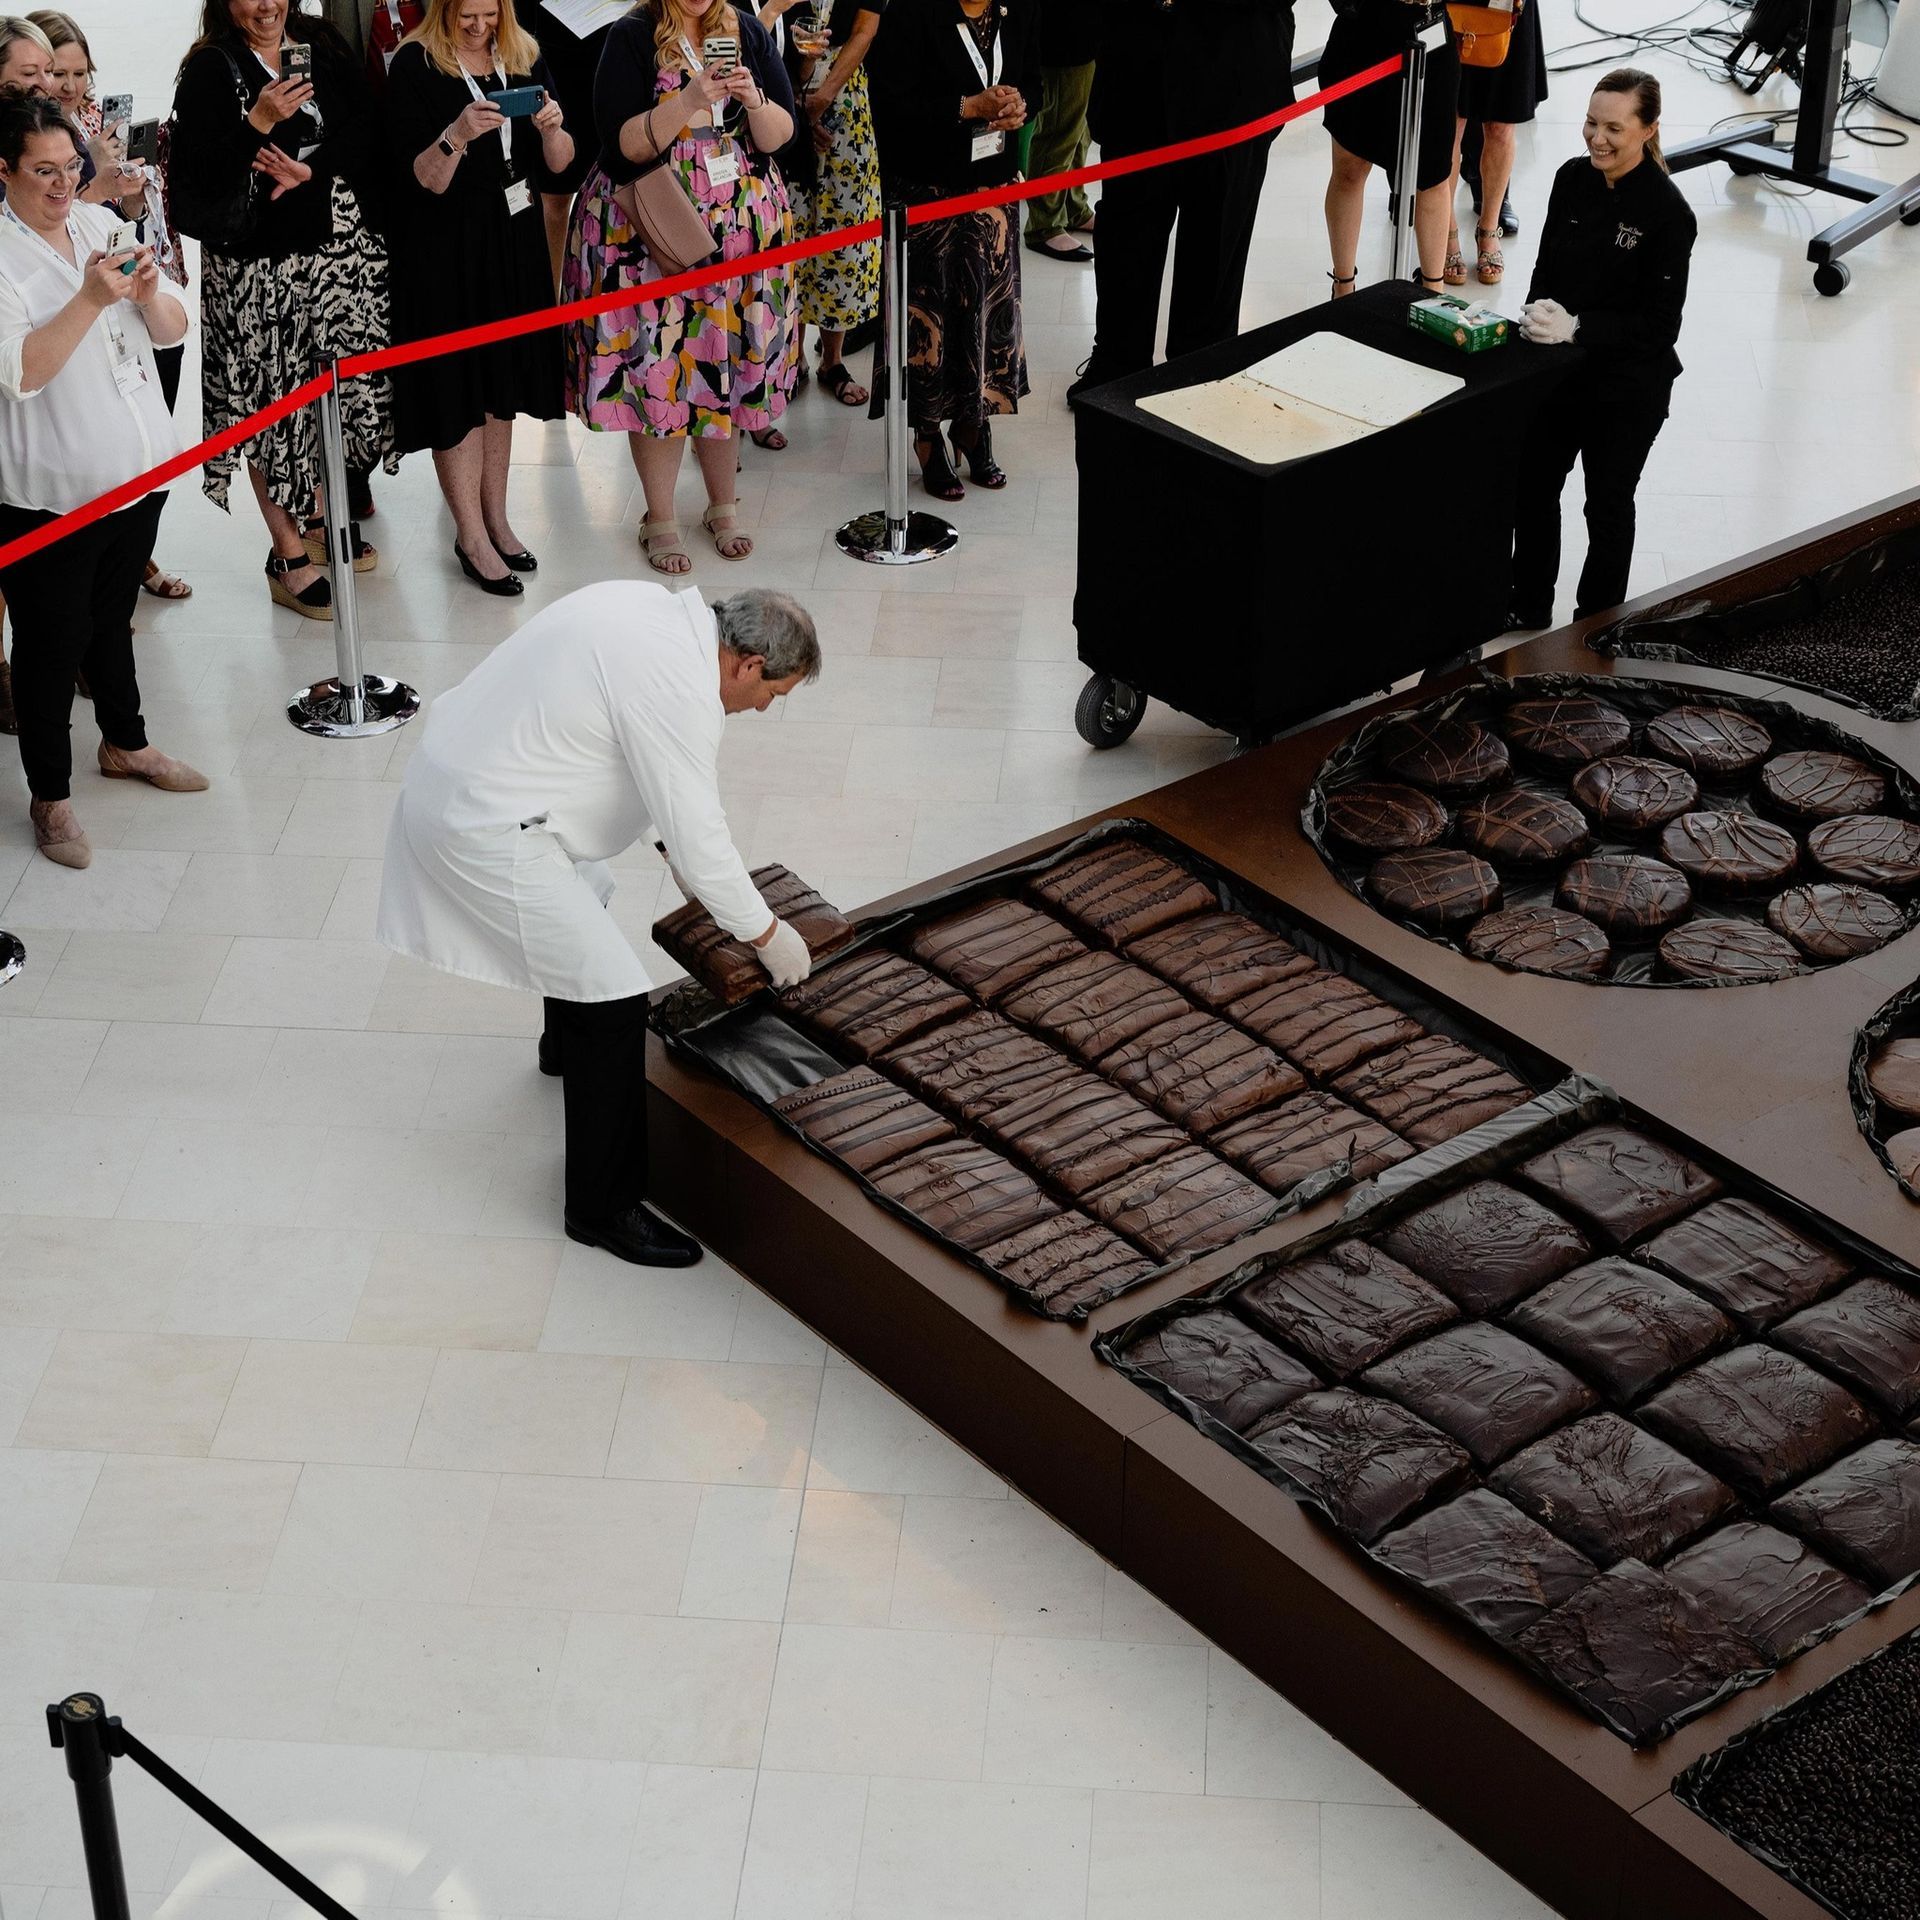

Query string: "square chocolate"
[[1083, 1146, 1276, 1260], [1639, 1347, 1874, 1501], [1491, 1412, 1737, 1566], [979, 1213, 1158, 1318], [770, 1067, 955, 1175], [880, 1010, 1067, 1126], [1639, 1198, 1855, 1333], [1210, 1092, 1414, 1196], [906, 897, 1088, 1005], [1664, 1521, 1869, 1661], [1514, 1126, 1723, 1249], [781, 951, 970, 1063], [1098, 1009, 1306, 1134], [1244, 1388, 1474, 1543], [1027, 838, 1217, 947], [1771, 1438, 1920, 1590], [1373, 1488, 1598, 1645], [1513, 1559, 1766, 1745], [1373, 1180, 1592, 1315], [1225, 968, 1423, 1081], [652, 864, 855, 1004], [1505, 1258, 1734, 1405], [999, 951, 1191, 1065], [981, 1068, 1190, 1201], [1126, 911, 1318, 1011], [1331, 1037, 1533, 1151], [1773, 1277, 1920, 1419], [869, 1139, 1063, 1252], [1359, 1323, 1597, 1468], [1122, 1306, 1322, 1432], [1234, 1242, 1456, 1381]]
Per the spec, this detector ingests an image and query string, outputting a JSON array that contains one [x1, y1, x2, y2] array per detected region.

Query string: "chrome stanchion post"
[[836, 199, 959, 566], [1389, 23, 1432, 283], [0, 929, 22, 987], [286, 356, 420, 739], [46, 1694, 132, 1920]]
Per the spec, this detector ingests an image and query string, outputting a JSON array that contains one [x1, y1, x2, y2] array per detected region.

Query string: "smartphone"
[[125, 117, 160, 166], [99, 91, 133, 135], [491, 84, 544, 117], [283, 42, 312, 84], [701, 33, 739, 75], [104, 218, 138, 272]]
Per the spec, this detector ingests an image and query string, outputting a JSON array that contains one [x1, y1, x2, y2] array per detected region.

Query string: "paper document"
[[540, 0, 631, 34], [1240, 334, 1463, 427]]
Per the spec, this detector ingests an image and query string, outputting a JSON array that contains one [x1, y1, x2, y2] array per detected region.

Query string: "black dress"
[[1457, 0, 1547, 125], [1321, 0, 1460, 188], [384, 41, 565, 453], [523, 1, 609, 193]]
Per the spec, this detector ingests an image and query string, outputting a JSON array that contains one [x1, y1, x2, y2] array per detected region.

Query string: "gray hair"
[[713, 587, 822, 685]]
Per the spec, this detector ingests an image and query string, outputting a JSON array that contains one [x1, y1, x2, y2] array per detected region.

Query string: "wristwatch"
[[437, 132, 462, 157]]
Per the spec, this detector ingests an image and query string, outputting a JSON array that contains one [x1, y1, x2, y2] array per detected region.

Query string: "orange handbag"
[[1448, 0, 1520, 68]]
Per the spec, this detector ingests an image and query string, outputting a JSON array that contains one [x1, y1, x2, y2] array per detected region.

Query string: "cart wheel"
[[1075, 674, 1145, 748], [1902, 202, 1920, 226], [1813, 261, 1850, 297]]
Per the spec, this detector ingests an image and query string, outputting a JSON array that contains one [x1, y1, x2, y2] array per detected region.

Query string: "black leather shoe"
[[538, 1032, 562, 1077], [455, 543, 524, 596], [493, 544, 539, 573], [1506, 607, 1552, 633], [565, 1205, 703, 1267], [1499, 190, 1520, 237]]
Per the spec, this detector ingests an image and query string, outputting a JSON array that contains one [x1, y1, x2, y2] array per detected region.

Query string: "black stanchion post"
[[45, 1694, 132, 1920], [0, 929, 22, 987]]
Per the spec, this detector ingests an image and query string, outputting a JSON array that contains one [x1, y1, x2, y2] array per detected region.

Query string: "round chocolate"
[[1499, 696, 1632, 769], [1807, 815, 1920, 890], [1867, 1038, 1920, 1119], [1884, 1126, 1920, 1188], [1758, 749, 1888, 822], [1465, 905, 1612, 978], [1571, 756, 1701, 836], [1377, 714, 1511, 796], [1656, 811, 1799, 895], [1657, 920, 1803, 984], [1643, 705, 1773, 780], [1557, 854, 1693, 939], [1456, 788, 1592, 870], [1323, 781, 1450, 855], [1765, 884, 1905, 961], [1366, 849, 1502, 931]]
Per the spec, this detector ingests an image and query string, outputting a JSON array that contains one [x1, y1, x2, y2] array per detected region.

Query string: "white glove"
[[755, 917, 812, 989], [1519, 299, 1578, 346]]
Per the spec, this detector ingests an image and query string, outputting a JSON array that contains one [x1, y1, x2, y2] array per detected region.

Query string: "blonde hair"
[[27, 10, 87, 63], [405, 0, 542, 80], [1594, 66, 1666, 172], [640, 0, 736, 70], [0, 14, 55, 68]]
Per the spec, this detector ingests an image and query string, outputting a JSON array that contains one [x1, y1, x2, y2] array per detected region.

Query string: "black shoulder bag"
[[165, 46, 264, 250]]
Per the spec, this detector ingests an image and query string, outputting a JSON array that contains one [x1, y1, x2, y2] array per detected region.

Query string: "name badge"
[[505, 178, 533, 216], [971, 129, 1005, 163], [706, 145, 741, 186], [112, 353, 147, 398], [296, 143, 321, 162]]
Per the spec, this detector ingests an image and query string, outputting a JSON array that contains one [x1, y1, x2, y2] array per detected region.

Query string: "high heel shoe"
[[952, 422, 1007, 490], [455, 543, 524, 597], [302, 517, 378, 573], [915, 433, 964, 502], [491, 543, 539, 573], [266, 552, 333, 621]]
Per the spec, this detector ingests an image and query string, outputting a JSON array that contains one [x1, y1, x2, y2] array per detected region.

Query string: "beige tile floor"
[[4, 2, 1919, 1914]]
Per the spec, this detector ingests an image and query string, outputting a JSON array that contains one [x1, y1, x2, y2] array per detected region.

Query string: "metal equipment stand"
[[1389, 14, 1441, 282], [1665, 0, 1920, 295], [836, 200, 960, 566], [0, 929, 21, 988], [286, 357, 421, 737]]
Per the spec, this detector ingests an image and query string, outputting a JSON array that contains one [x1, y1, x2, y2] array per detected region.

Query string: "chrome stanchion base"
[[286, 675, 421, 739], [834, 511, 960, 566], [0, 930, 23, 988]]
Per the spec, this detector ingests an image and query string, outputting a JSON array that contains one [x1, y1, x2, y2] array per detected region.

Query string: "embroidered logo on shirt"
[[1615, 223, 1643, 250]]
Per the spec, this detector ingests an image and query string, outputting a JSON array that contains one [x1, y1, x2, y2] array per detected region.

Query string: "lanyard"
[[461, 54, 515, 168], [255, 45, 325, 137], [2, 203, 137, 369], [955, 14, 1003, 89]]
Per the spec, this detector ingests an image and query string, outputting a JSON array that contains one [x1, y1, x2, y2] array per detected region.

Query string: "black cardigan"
[[171, 22, 389, 258], [867, 0, 1040, 194]]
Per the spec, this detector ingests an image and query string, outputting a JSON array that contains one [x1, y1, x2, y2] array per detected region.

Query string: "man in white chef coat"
[[378, 582, 821, 1268]]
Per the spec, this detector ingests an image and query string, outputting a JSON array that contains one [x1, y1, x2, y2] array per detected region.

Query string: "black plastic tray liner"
[[649, 817, 1567, 1321], [1302, 669, 1920, 987], [1095, 1076, 1920, 1744], [1591, 518, 1920, 724], [1850, 978, 1920, 1205]]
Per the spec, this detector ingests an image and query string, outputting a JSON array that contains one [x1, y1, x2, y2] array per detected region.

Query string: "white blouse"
[[0, 198, 184, 515]]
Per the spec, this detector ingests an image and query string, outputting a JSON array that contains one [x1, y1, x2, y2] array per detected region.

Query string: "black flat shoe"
[[455, 543, 524, 596], [952, 422, 1007, 490], [493, 544, 539, 573], [538, 1032, 562, 1077], [1506, 607, 1552, 633], [1024, 234, 1093, 263], [1498, 191, 1520, 237], [564, 1205, 702, 1268]]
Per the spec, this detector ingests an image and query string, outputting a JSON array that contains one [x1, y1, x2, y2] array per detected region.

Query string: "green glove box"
[[1408, 293, 1511, 354]]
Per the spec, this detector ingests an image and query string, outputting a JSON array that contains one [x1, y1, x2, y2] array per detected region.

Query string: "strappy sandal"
[[141, 559, 193, 599], [1327, 269, 1358, 300], [640, 514, 691, 576], [952, 422, 1007, 490], [1415, 271, 1447, 295], [1443, 229, 1467, 287], [266, 552, 333, 621], [703, 502, 753, 561], [1475, 227, 1505, 284], [749, 426, 787, 452], [302, 517, 378, 573], [817, 362, 869, 407], [915, 433, 964, 502]]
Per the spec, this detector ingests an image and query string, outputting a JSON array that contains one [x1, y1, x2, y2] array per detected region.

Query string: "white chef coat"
[[376, 581, 772, 1001]]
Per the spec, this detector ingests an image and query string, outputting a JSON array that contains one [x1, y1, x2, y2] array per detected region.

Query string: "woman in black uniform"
[[1444, 0, 1546, 284], [1510, 68, 1697, 629]]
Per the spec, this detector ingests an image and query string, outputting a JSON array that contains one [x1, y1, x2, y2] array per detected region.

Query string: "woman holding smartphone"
[[387, 0, 572, 594]]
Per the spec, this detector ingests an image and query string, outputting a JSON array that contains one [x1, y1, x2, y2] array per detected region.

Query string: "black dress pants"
[[1511, 375, 1671, 623], [0, 496, 159, 803], [542, 991, 651, 1220]]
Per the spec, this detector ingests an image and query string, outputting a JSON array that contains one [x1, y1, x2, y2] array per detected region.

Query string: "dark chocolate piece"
[[1083, 1145, 1276, 1260], [1639, 1347, 1874, 1501], [1774, 1277, 1920, 1418], [1373, 1489, 1597, 1646], [869, 1138, 1062, 1252], [1506, 1257, 1734, 1404], [1122, 1306, 1322, 1432], [1244, 1388, 1474, 1542], [1234, 1241, 1456, 1380], [978, 1213, 1157, 1317], [1655, 811, 1799, 895], [1365, 849, 1502, 931], [1758, 748, 1887, 822], [1225, 968, 1422, 1081], [1513, 1559, 1765, 1745], [1099, 1009, 1306, 1134], [1027, 838, 1215, 947], [1464, 905, 1612, 979], [1374, 1178, 1592, 1315], [1499, 696, 1632, 768], [1322, 781, 1450, 855], [1771, 1438, 1920, 1590], [1377, 713, 1511, 796], [1514, 1125, 1722, 1248], [1209, 1091, 1414, 1194], [771, 1068, 956, 1175], [1765, 883, 1905, 960], [999, 950, 1190, 1064], [1361, 1322, 1597, 1467], [980, 1068, 1189, 1201], [1656, 919, 1804, 985], [780, 950, 970, 1062], [1867, 1038, 1920, 1118], [1456, 789, 1591, 871], [1643, 705, 1773, 780], [653, 864, 855, 1005], [1556, 854, 1693, 939], [880, 1010, 1068, 1126], [1639, 1196, 1853, 1332], [1330, 1035, 1531, 1149], [1127, 911, 1317, 1011], [1664, 1521, 1868, 1661], [1491, 1412, 1737, 1565], [1570, 756, 1700, 836], [905, 898, 1086, 1004], [1807, 813, 1920, 890]]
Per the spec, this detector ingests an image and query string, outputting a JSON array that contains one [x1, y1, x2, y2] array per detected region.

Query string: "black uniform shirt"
[[1527, 153, 1697, 383]]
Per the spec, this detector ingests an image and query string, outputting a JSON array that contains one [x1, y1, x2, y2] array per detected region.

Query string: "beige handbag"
[[613, 105, 719, 275]]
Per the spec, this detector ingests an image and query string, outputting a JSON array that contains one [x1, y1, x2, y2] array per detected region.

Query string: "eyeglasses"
[[21, 160, 87, 183]]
